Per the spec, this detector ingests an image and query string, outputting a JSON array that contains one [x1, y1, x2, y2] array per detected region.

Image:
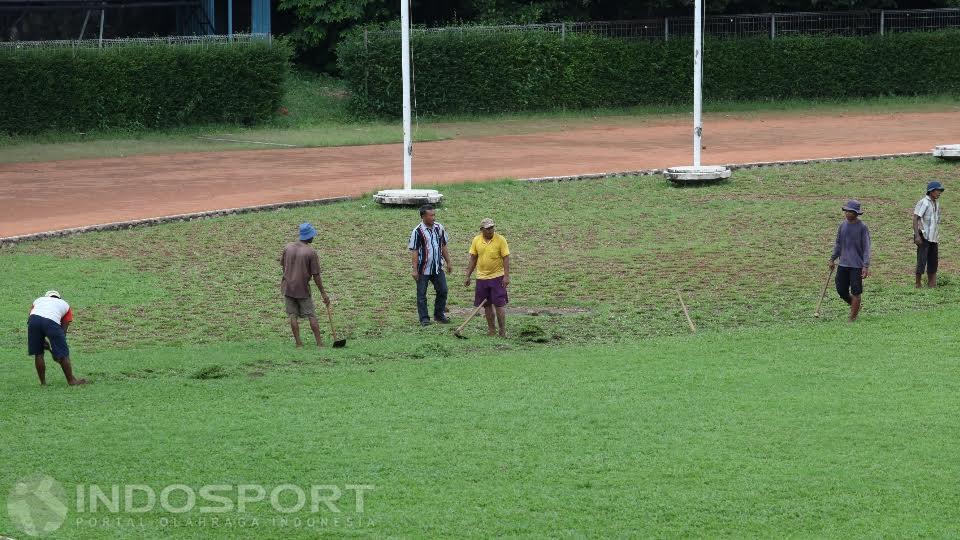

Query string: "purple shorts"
[[475, 276, 508, 307]]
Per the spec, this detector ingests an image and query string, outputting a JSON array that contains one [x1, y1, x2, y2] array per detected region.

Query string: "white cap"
[[44, 290, 61, 299]]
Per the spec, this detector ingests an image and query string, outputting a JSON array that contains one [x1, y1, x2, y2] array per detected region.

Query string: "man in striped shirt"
[[409, 204, 453, 326], [914, 181, 945, 288]]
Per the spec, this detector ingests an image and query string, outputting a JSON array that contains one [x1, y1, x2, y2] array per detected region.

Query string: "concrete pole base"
[[664, 165, 732, 185], [933, 144, 960, 161], [373, 189, 444, 206]]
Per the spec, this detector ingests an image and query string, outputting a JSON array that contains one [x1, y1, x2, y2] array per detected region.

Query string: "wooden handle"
[[325, 303, 339, 341], [455, 299, 487, 334], [815, 266, 835, 317], [676, 290, 696, 334]]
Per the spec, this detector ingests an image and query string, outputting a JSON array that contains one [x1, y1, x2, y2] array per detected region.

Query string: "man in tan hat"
[[464, 218, 511, 337]]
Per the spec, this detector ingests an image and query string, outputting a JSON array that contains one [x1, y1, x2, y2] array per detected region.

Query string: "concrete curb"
[[0, 196, 354, 247], [520, 151, 932, 183], [0, 151, 934, 246]]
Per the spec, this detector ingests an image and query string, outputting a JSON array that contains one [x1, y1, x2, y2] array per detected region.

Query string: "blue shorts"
[[27, 315, 69, 360]]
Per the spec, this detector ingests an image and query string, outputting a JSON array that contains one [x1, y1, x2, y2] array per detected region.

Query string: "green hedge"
[[338, 29, 960, 116], [0, 42, 289, 135]]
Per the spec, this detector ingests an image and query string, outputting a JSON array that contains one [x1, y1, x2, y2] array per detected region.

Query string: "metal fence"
[[0, 33, 271, 49], [370, 7, 960, 41]]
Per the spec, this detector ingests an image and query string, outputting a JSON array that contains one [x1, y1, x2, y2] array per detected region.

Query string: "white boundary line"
[[0, 151, 934, 246]]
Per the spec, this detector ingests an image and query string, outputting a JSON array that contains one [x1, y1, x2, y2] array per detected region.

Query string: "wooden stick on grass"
[[676, 289, 696, 334]]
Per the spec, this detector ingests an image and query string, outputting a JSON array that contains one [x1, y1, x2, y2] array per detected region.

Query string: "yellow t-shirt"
[[469, 233, 510, 280]]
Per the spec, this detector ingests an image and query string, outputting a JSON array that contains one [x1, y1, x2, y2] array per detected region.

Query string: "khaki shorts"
[[284, 295, 316, 318]]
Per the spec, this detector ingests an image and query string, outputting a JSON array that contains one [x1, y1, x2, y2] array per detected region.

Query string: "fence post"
[[880, 10, 885, 36], [98, 8, 105, 47], [770, 14, 776, 39], [561, 22, 566, 41], [664, 17, 669, 41]]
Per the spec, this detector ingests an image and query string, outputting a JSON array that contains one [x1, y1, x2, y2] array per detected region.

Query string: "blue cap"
[[842, 200, 863, 215], [299, 222, 317, 241], [927, 181, 945, 193]]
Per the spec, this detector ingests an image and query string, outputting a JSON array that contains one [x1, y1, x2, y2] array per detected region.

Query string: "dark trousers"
[[916, 238, 939, 275], [835, 266, 864, 305], [417, 271, 448, 322]]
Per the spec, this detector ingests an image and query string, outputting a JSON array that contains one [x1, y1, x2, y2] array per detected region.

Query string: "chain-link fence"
[[0, 32, 271, 50], [369, 7, 960, 41]]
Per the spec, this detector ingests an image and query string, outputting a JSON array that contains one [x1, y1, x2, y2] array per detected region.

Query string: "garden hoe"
[[325, 303, 347, 348], [454, 299, 487, 339]]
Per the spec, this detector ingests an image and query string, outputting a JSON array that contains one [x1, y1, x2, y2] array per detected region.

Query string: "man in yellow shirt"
[[464, 218, 511, 337]]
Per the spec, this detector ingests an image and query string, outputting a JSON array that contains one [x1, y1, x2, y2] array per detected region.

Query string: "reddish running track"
[[1, 111, 957, 237]]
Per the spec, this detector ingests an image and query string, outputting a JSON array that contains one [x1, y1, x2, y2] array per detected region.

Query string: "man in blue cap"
[[829, 200, 871, 322], [914, 181, 945, 288], [280, 223, 331, 347]]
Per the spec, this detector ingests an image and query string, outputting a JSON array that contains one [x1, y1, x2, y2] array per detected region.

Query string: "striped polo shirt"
[[408, 222, 448, 275]]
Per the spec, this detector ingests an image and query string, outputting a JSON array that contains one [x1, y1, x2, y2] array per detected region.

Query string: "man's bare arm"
[[313, 274, 330, 304], [464, 254, 478, 286]]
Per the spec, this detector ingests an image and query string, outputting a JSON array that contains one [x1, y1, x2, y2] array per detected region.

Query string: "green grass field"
[[0, 70, 956, 164], [1, 157, 959, 537]]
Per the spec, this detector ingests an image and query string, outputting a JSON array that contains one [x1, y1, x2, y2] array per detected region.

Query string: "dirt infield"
[[1, 111, 957, 238]]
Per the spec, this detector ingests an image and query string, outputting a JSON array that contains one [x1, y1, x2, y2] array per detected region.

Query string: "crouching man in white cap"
[[28, 291, 87, 386]]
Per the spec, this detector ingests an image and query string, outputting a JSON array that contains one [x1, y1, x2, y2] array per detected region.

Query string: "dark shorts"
[[284, 295, 316, 318], [27, 314, 69, 360], [835, 266, 864, 300], [917, 238, 939, 275], [475, 276, 508, 307]]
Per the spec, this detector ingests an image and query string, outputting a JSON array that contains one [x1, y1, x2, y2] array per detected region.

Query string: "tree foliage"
[[280, 0, 955, 68]]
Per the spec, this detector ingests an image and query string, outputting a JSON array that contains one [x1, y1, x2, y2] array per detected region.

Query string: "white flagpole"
[[664, 0, 729, 184], [693, 0, 703, 167], [400, 0, 413, 190]]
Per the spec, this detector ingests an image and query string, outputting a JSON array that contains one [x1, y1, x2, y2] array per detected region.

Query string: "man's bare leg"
[[849, 295, 862, 322], [289, 316, 304, 347], [54, 357, 87, 385], [35, 354, 46, 386], [484, 304, 496, 336], [928, 272, 937, 288], [308, 316, 324, 347], [495, 306, 507, 337], [916, 274, 923, 289]]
